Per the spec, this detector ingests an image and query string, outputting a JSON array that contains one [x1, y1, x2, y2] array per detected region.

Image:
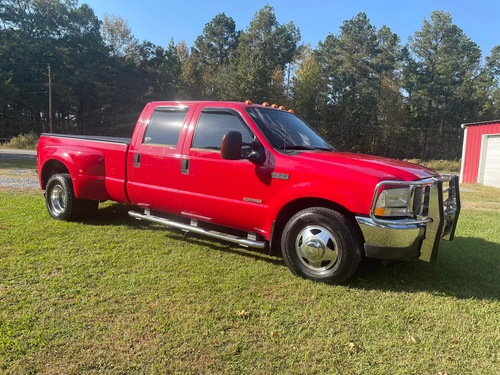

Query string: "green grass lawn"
[[1, 184, 499, 374]]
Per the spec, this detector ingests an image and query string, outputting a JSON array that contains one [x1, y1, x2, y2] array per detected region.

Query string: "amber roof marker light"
[[245, 99, 294, 112]]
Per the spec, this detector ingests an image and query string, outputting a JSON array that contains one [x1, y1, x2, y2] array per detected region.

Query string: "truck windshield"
[[246, 107, 333, 152]]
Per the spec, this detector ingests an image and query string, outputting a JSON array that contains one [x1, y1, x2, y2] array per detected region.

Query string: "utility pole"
[[48, 64, 53, 133]]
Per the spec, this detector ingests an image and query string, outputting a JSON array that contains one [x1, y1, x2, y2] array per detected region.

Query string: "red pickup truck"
[[37, 100, 460, 283]]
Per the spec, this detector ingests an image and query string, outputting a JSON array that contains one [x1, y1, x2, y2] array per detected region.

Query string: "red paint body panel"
[[37, 137, 129, 202], [461, 122, 500, 183], [257, 151, 437, 238], [125, 103, 196, 213], [177, 103, 269, 232], [37, 101, 438, 240]]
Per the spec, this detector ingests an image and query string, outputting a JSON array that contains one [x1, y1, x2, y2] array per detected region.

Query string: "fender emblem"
[[271, 172, 290, 180], [243, 197, 263, 204]]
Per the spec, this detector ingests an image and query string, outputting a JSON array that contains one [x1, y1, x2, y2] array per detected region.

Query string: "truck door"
[[178, 107, 268, 232], [127, 105, 193, 214]]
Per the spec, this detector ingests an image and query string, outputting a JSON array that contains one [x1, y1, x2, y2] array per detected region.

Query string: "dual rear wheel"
[[45, 173, 98, 221]]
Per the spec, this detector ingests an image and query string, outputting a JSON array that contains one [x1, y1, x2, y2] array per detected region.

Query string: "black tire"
[[45, 173, 98, 221], [281, 207, 362, 284]]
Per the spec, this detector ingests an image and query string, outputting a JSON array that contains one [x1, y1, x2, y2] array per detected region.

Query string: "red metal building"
[[460, 120, 500, 187]]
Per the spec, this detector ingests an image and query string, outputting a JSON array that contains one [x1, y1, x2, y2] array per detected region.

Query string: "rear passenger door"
[[127, 105, 193, 214], [178, 107, 268, 232]]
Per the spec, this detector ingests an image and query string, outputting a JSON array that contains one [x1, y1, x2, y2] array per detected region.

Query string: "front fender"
[[260, 178, 374, 238]]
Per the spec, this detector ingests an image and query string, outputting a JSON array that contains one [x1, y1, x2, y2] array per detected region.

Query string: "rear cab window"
[[143, 106, 188, 147]]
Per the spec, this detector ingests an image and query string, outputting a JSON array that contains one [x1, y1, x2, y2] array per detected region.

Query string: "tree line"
[[1, 0, 499, 160]]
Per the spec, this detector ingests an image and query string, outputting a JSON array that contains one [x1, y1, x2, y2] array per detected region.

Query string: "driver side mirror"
[[221, 131, 265, 164], [221, 131, 242, 160]]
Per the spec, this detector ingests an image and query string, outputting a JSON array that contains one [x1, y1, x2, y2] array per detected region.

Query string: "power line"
[[1, 62, 152, 83], [48, 64, 52, 132]]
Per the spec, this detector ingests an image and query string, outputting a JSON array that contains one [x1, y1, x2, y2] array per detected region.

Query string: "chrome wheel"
[[49, 184, 67, 216], [45, 173, 97, 221], [281, 207, 362, 283], [295, 225, 338, 271], [45, 173, 80, 221]]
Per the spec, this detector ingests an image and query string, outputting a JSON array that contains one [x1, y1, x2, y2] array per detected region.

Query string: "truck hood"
[[292, 151, 438, 182]]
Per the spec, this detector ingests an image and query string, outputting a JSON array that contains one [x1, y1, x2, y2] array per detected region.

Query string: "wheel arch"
[[269, 197, 364, 255], [40, 159, 71, 189]]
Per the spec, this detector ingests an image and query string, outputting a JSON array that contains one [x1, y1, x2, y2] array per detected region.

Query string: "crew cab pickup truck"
[[37, 100, 460, 283]]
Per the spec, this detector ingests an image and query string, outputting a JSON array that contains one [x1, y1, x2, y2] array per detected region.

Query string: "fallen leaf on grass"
[[348, 342, 359, 352], [406, 331, 417, 343], [235, 309, 250, 318]]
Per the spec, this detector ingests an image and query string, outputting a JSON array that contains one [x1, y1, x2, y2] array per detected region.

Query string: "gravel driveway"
[[0, 149, 39, 190]]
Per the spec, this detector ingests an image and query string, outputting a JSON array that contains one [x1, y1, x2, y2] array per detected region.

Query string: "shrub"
[[406, 158, 461, 173], [4, 131, 39, 150]]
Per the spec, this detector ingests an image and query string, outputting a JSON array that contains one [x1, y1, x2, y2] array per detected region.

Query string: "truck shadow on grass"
[[87, 203, 500, 301], [349, 237, 500, 301], [85, 203, 145, 227], [84, 203, 284, 268]]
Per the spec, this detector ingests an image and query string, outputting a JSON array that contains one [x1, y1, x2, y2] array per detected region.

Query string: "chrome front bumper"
[[356, 175, 460, 262]]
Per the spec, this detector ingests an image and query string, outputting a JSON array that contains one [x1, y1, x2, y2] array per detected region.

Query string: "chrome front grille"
[[409, 184, 430, 218]]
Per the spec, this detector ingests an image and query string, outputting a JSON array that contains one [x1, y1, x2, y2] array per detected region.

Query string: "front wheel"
[[281, 207, 362, 284]]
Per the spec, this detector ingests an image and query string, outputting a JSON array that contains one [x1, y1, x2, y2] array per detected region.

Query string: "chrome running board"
[[128, 210, 266, 249]]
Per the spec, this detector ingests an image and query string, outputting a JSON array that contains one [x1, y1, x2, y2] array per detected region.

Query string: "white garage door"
[[483, 135, 500, 188]]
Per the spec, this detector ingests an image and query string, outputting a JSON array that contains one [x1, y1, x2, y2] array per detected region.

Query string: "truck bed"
[[40, 133, 131, 145], [38, 133, 131, 203]]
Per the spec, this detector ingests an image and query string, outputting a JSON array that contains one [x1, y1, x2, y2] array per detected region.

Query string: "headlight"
[[374, 187, 410, 217]]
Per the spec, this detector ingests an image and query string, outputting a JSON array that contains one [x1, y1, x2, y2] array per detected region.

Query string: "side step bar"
[[128, 210, 267, 250]]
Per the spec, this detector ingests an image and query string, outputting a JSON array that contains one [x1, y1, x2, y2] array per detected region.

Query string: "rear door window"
[[143, 107, 188, 146]]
